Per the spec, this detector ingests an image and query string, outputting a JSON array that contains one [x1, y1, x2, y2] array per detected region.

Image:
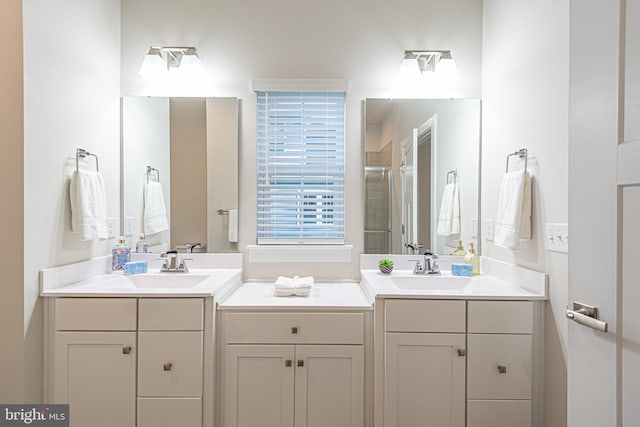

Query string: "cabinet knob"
[[457, 349, 466, 357], [122, 346, 132, 355], [497, 365, 507, 374], [297, 359, 305, 367], [291, 327, 299, 334], [163, 362, 173, 371], [285, 360, 293, 367]]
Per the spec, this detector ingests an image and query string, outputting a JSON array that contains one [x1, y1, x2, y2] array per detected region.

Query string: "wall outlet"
[[484, 219, 495, 241], [545, 223, 569, 253], [470, 218, 478, 239], [124, 216, 134, 237], [106, 217, 117, 239]]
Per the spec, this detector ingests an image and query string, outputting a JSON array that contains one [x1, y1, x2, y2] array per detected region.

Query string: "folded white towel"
[[273, 276, 314, 297], [228, 209, 238, 243], [436, 182, 461, 236], [70, 170, 108, 241], [144, 181, 169, 235], [494, 171, 532, 249]]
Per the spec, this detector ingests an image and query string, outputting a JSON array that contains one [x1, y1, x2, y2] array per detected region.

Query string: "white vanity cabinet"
[[46, 297, 212, 427], [221, 311, 366, 427], [383, 300, 467, 427]]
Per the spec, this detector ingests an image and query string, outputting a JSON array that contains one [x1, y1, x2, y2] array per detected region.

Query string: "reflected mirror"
[[364, 98, 480, 255], [121, 97, 239, 253]]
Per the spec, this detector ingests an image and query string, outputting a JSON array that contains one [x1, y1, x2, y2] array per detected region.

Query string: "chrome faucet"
[[409, 250, 441, 275], [186, 243, 202, 253], [160, 250, 189, 273]]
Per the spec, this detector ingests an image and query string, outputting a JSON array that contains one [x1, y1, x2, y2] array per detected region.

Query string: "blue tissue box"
[[124, 260, 148, 275], [451, 263, 473, 277]]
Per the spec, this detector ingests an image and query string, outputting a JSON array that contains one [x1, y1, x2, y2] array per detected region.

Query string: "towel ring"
[[446, 170, 457, 185], [506, 148, 528, 173], [146, 166, 160, 183], [76, 148, 99, 172]]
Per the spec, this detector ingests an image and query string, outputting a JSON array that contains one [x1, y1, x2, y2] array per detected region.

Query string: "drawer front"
[[137, 398, 202, 427], [223, 312, 364, 344], [385, 300, 465, 333], [138, 332, 203, 397], [468, 301, 533, 334], [467, 400, 531, 427], [467, 334, 532, 399], [55, 298, 137, 331], [139, 298, 203, 331]]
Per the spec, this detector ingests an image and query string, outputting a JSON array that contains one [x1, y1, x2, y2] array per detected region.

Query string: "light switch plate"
[[106, 217, 117, 239], [484, 219, 495, 241], [471, 218, 478, 239], [545, 223, 569, 253], [124, 216, 134, 237]]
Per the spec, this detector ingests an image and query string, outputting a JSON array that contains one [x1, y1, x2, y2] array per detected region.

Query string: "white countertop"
[[219, 282, 374, 310], [361, 269, 547, 300], [40, 268, 242, 298]]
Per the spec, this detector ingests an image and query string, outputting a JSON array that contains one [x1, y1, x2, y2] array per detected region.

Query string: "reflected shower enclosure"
[[364, 167, 392, 254]]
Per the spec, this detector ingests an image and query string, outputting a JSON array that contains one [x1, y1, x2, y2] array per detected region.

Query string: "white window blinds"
[[257, 91, 346, 244]]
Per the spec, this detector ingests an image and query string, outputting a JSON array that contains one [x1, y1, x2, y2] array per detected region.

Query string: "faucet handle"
[[408, 259, 424, 274]]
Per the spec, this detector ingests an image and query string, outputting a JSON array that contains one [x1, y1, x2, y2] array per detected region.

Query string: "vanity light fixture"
[[138, 46, 202, 79], [399, 50, 460, 82]]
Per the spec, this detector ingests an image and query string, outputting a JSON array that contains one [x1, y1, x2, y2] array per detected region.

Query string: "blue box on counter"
[[124, 260, 148, 275], [451, 263, 473, 277]]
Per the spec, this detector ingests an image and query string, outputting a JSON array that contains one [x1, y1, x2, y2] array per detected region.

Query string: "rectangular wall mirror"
[[364, 98, 481, 255], [121, 97, 239, 253]]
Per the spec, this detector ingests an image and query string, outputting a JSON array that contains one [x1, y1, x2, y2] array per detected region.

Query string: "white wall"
[[481, 1, 568, 425], [0, 0, 25, 403], [23, 0, 121, 401], [121, 0, 483, 279]]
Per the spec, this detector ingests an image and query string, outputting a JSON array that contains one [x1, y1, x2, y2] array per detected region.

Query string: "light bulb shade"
[[434, 57, 460, 81], [397, 57, 423, 84], [179, 50, 202, 71], [138, 48, 165, 79]]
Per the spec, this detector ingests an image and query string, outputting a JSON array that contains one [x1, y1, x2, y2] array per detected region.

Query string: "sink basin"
[[391, 275, 472, 291], [125, 274, 210, 289]]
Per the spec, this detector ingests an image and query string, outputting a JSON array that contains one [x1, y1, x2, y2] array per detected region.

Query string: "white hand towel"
[[144, 181, 169, 235], [70, 170, 108, 241], [273, 276, 314, 297], [494, 171, 532, 249], [436, 182, 461, 236], [228, 209, 238, 243]]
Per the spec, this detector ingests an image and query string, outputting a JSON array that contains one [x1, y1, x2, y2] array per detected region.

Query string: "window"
[[257, 91, 346, 244]]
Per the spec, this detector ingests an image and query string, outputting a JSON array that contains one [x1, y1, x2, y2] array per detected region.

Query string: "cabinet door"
[[294, 345, 364, 427], [224, 345, 295, 427], [54, 332, 136, 427], [385, 333, 466, 427]]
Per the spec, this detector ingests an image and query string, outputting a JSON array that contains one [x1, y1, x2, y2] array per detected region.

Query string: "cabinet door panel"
[[138, 331, 203, 397], [54, 332, 136, 427], [385, 333, 466, 427], [467, 400, 531, 427], [294, 345, 364, 427], [137, 397, 202, 427], [224, 345, 295, 427]]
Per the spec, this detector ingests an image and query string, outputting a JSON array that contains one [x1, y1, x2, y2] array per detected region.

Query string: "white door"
[[294, 345, 364, 427], [569, 0, 640, 425], [54, 332, 136, 427], [401, 132, 416, 253], [224, 345, 295, 427], [385, 333, 466, 427]]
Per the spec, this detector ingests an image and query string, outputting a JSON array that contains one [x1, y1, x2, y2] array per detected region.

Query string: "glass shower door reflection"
[[364, 167, 392, 254]]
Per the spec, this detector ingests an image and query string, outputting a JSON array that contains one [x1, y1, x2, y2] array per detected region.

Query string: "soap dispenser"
[[464, 242, 480, 275], [112, 236, 131, 272], [135, 234, 148, 253], [452, 240, 467, 256]]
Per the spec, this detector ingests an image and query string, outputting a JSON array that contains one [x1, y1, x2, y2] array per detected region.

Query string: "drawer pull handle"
[[297, 359, 305, 367], [285, 360, 293, 367], [497, 365, 507, 374], [457, 349, 466, 357], [163, 362, 173, 371], [122, 346, 132, 355], [291, 327, 299, 334]]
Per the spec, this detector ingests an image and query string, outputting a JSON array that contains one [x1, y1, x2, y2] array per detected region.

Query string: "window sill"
[[247, 245, 353, 263]]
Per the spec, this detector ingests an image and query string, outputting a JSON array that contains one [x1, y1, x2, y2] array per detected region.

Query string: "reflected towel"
[[494, 170, 532, 249], [143, 181, 169, 235], [436, 182, 461, 236], [274, 276, 314, 297], [70, 170, 108, 241], [228, 209, 238, 243]]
